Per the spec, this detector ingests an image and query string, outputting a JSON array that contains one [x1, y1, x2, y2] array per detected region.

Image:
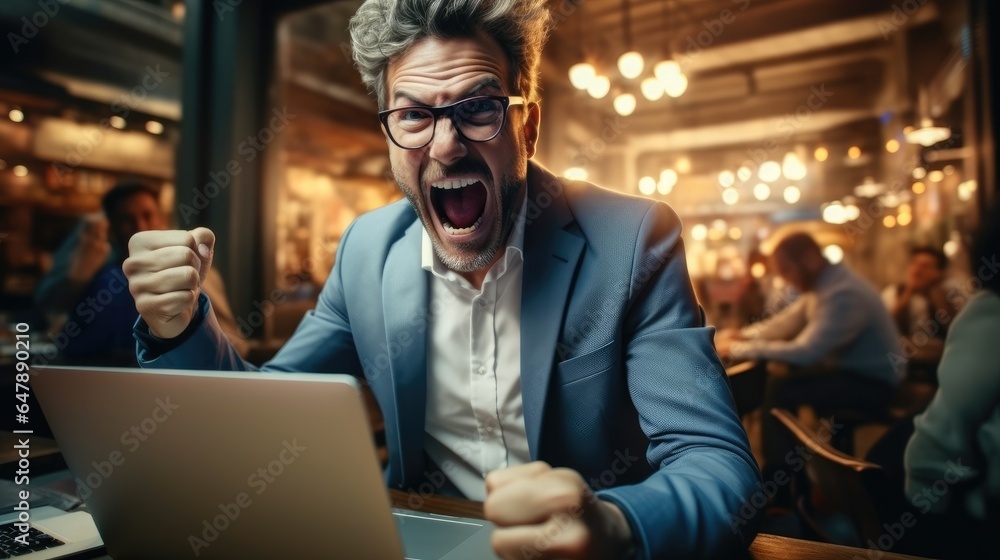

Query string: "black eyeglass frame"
[[378, 95, 525, 150]]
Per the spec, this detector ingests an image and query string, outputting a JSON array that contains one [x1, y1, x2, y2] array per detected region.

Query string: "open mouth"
[[430, 178, 488, 235]]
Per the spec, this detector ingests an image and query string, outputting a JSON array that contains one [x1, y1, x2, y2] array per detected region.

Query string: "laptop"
[[21, 366, 496, 559]]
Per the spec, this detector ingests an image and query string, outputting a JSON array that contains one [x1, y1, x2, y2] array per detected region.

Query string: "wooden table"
[[388, 489, 934, 560]]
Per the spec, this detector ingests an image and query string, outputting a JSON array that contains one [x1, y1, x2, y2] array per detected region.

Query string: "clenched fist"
[[123, 228, 216, 339]]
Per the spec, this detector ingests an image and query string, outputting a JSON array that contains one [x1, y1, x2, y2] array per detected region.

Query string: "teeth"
[[432, 178, 478, 190], [443, 215, 484, 235]]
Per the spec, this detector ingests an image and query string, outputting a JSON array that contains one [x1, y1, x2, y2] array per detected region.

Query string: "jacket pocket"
[[556, 339, 618, 386]]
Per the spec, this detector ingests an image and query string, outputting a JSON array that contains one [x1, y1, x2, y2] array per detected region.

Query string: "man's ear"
[[523, 102, 540, 159]]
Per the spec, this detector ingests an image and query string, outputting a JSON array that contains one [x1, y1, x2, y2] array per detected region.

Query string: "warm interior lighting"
[[564, 167, 588, 181], [758, 161, 781, 182], [781, 152, 807, 181], [737, 166, 752, 182], [613, 93, 636, 116], [569, 62, 596, 90], [814, 146, 829, 161], [958, 180, 977, 201], [783, 185, 801, 204], [912, 167, 927, 179], [675, 156, 691, 174], [822, 202, 847, 224], [897, 212, 912, 226], [708, 228, 725, 241], [618, 51, 644, 79], [654, 60, 681, 82], [658, 169, 678, 194], [883, 215, 897, 228], [638, 176, 657, 195], [722, 188, 739, 205], [586, 75, 610, 99], [663, 73, 688, 98], [146, 120, 165, 134], [885, 138, 900, 153], [640, 78, 664, 101], [845, 204, 860, 221], [691, 224, 708, 241], [718, 170, 735, 188], [927, 170, 944, 183], [943, 164, 955, 175], [822, 245, 844, 264], [13, 165, 28, 177], [8, 109, 24, 123], [751, 262, 766, 278], [728, 227, 743, 240], [848, 146, 862, 159], [912, 181, 926, 194], [171, 1, 185, 19], [753, 183, 770, 201], [110, 116, 126, 129], [905, 117, 951, 147], [943, 240, 958, 257]]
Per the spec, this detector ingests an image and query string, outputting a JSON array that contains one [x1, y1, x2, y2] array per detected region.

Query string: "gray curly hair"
[[349, 0, 552, 109]]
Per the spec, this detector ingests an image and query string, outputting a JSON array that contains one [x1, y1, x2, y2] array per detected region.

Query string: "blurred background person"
[[35, 181, 247, 363], [881, 246, 959, 380], [716, 232, 902, 500], [900, 211, 999, 558]]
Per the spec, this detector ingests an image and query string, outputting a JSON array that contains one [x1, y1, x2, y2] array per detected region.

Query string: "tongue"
[[439, 182, 487, 229]]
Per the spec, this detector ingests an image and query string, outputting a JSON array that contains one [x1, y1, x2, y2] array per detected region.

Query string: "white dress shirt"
[[421, 202, 530, 500]]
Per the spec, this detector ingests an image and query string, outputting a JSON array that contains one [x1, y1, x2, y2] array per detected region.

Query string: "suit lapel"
[[382, 218, 428, 484], [520, 164, 585, 458]]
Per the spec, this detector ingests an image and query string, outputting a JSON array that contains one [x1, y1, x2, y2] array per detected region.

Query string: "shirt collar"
[[421, 194, 527, 280]]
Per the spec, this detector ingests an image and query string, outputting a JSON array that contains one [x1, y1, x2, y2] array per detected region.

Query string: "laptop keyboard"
[[0, 523, 65, 558]]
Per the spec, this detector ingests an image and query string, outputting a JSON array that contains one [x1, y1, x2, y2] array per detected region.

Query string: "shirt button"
[[477, 300, 487, 308], [478, 366, 487, 375]]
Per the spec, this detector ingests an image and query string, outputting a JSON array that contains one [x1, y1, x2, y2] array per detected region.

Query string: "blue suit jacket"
[[137, 162, 762, 558]]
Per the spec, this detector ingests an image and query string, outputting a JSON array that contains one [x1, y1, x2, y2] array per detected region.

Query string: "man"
[[123, 1, 761, 557], [881, 246, 957, 371], [35, 181, 247, 360], [717, 233, 901, 484]]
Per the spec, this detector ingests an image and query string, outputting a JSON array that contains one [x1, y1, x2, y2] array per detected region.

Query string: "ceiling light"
[[8, 109, 24, 123], [729, 227, 743, 240], [822, 202, 847, 224], [751, 262, 766, 278], [564, 167, 588, 181], [823, 245, 844, 264], [146, 120, 165, 134], [13, 165, 28, 177], [928, 170, 944, 183], [781, 152, 807, 181], [718, 170, 735, 188], [912, 167, 927, 179], [905, 117, 951, 147], [675, 156, 691, 174], [883, 215, 896, 228], [691, 224, 708, 241], [659, 168, 678, 193], [618, 51, 644, 80], [783, 185, 801, 204], [814, 146, 829, 161], [737, 166, 752, 182], [711, 219, 727, 231], [885, 139, 900, 153], [640, 78, 664, 101], [912, 181, 926, 194], [845, 204, 860, 221], [654, 60, 681, 82], [722, 188, 739, 205], [638, 176, 657, 195], [613, 93, 636, 116], [759, 161, 781, 182], [110, 116, 126, 129], [663, 73, 688, 98], [753, 183, 770, 201], [569, 63, 596, 90], [943, 164, 955, 175], [586, 75, 610, 99], [848, 146, 862, 159], [854, 177, 886, 198]]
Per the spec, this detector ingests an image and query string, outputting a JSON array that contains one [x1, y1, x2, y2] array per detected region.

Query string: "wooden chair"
[[769, 407, 889, 548]]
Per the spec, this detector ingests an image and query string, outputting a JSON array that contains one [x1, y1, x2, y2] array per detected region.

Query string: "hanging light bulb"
[[663, 73, 688, 98], [568, 62, 596, 90], [718, 170, 735, 187], [654, 60, 681, 82], [753, 183, 770, 201], [613, 93, 637, 116], [759, 161, 781, 182], [781, 152, 807, 181], [587, 75, 610, 99], [638, 176, 657, 195], [722, 188, 739, 205], [783, 185, 801, 204], [618, 52, 644, 80], [737, 166, 752, 182], [659, 169, 678, 193], [640, 78, 664, 101]]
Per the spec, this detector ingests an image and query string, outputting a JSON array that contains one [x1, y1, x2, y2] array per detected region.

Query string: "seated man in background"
[[881, 246, 958, 378], [35, 181, 247, 362], [121, 0, 762, 557], [717, 233, 902, 490]]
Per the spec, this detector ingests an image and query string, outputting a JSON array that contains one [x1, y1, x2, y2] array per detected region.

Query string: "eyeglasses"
[[378, 95, 524, 150]]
